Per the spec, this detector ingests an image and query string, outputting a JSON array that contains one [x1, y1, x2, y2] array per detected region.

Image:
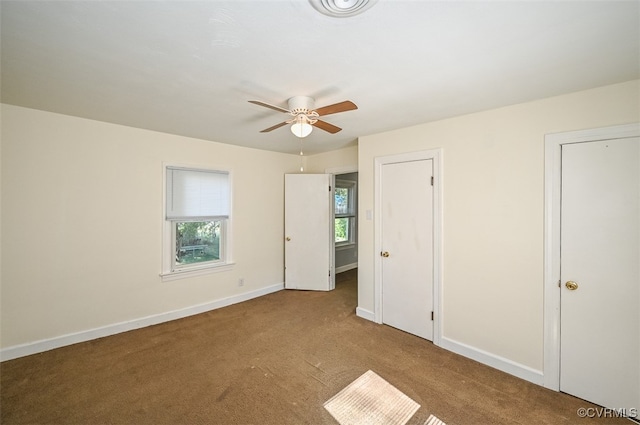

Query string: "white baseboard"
[[335, 301, 545, 386], [335, 263, 358, 274], [439, 336, 544, 386], [343, 306, 544, 386], [1, 282, 284, 362], [356, 306, 375, 322]]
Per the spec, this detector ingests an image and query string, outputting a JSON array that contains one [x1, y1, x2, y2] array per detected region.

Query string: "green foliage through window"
[[335, 218, 349, 243], [175, 221, 221, 265], [335, 181, 355, 244]]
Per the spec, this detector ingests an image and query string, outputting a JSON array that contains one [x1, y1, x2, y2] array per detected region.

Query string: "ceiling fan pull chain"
[[299, 141, 304, 172]]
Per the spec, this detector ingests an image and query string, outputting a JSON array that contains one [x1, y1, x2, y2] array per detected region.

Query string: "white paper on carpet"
[[424, 413, 446, 425], [323, 370, 420, 425]]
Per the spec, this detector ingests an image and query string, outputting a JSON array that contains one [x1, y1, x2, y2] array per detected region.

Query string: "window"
[[162, 166, 232, 279], [334, 180, 356, 246]]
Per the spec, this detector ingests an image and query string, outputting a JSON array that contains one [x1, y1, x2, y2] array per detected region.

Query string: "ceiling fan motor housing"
[[288, 96, 315, 115]]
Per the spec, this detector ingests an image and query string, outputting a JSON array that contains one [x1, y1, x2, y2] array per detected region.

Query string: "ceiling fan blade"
[[260, 121, 288, 133], [314, 100, 357, 116], [248, 100, 290, 114], [313, 119, 342, 134]]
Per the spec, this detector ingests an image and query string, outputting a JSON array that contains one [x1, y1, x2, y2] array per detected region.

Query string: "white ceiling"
[[1, 1, 638, 155]]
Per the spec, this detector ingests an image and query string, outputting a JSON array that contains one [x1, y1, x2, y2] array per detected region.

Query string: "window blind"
[[166, 167, 229, 220]]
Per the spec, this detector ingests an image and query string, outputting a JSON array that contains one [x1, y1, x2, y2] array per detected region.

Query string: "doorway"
[[334, 172, 358, 274], [544, 123, 639, 410], [284, 169, 360, 291]]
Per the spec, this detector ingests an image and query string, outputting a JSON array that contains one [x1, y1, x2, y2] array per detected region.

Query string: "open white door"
[[285, 174, 334, 291]]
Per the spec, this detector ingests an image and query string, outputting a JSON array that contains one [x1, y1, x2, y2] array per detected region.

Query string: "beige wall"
[[357, 80, 639, 373], [306, 145, 357, 173], [0, 105, 300, 349]]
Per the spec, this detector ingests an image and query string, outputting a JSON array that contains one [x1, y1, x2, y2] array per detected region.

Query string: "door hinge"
[[329, 185, 332, 191], [558, 279, 561, 288], [431, 311, 434, 321], [430, 176, 434, 186]]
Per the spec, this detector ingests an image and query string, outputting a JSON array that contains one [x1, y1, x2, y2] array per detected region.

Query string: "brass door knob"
[[565, 281, 579, 290], [381, 251, 390, 258], [286, 237, 291, 241]]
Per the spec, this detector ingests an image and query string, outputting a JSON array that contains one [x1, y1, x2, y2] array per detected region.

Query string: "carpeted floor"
[[0, 269, 630, 424]]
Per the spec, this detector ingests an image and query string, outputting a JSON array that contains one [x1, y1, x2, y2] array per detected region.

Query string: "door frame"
[[374, 149, 443, 346], [324, 165, 360, 274], [543, 122, 640, 390], [325, 165, 359, 281]]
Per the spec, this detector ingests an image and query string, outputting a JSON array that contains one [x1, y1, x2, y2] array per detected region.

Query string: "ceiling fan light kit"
[[309, 0, 378, 18], [287, 96, 317, 138], [291, 115, 314, 138]]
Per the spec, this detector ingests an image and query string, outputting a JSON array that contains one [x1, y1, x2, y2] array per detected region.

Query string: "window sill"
[[160, 262, 235, 282], [335, 243, 356, 251]]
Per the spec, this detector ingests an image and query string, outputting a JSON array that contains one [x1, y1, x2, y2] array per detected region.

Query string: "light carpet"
[[323, 370, 420, 425]]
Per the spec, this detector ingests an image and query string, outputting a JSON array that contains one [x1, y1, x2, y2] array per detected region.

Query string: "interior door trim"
[[374, 148, 443, 346], [543, 122, 640, 391], [325, 165, 358, 288]]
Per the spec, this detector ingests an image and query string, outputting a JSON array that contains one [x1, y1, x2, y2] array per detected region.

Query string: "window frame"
[[161, 164, 233, 281], [334, 179, 357, 248]]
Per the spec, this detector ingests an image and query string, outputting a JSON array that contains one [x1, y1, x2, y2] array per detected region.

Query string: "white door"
[[284, 174, 333, 291], [380, 159, 434, 340], [560, 137, 639, 409]]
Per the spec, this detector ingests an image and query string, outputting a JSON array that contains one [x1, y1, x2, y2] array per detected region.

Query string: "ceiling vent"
[[309, 0, 378, 18]]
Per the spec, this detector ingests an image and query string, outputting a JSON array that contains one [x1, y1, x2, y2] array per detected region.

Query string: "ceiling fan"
[[248, 96, 357, 138]]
